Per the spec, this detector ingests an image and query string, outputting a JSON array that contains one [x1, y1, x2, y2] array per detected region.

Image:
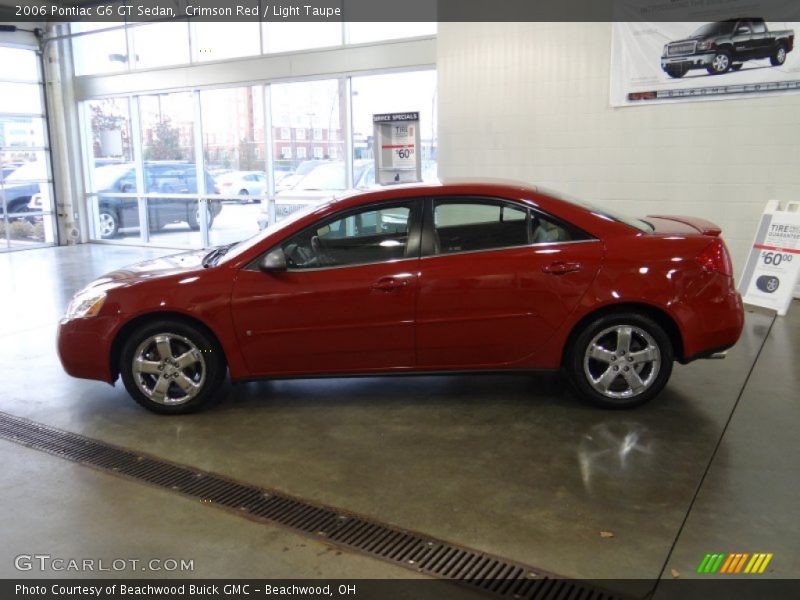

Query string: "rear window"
[[537, 187, 654, 233]]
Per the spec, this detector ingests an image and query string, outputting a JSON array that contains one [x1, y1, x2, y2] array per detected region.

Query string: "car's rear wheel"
[[188, 204, 215, 231], [98, 206, 119, 239], [770, 44, 787, 66], [707, 51, 731, 74], [567, 313, 673, 409], [120, 320, 226, 414], [238, 189, 250, 204]]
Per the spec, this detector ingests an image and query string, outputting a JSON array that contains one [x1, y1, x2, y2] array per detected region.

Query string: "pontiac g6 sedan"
[[58, 181, 744, 414]]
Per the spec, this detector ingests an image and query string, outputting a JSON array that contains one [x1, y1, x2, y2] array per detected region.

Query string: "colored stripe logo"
[[697, 553, 773, 574]]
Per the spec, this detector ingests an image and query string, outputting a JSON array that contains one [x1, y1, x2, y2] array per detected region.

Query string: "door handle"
[[542, 261, 582, 275], [371, 277, 409, 292]]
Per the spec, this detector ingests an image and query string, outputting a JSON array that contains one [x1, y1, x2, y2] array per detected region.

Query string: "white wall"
[[437, 22, 800, 277]]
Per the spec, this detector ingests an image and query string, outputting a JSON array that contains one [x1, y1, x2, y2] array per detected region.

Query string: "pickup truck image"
[[661, 19, 794, 78]]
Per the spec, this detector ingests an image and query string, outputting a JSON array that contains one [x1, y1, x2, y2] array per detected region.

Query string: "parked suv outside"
[[661, 18, 794, 78], [93, 162, 222, 239]]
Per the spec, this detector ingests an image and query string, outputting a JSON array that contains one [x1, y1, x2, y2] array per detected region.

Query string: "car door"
[[415, 197, 603, 368], [231, 199, 422, 376], [732, 21, 754, 58]]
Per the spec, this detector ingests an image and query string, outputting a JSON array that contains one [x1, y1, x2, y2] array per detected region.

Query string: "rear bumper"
[[57, 316, 118, 384], [680, 287, 744, 363]]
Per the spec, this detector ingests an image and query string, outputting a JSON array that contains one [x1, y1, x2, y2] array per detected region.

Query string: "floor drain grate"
[[0, 411, 625, 599]]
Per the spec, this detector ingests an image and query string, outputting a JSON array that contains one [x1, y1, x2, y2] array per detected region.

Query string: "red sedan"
[[58, 181, 744, 414]]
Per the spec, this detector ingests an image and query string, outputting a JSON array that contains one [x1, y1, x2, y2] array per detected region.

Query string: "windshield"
[[218, 199, 336, 264], [538, 187, 654, 233], [691, 22, 735, 37]]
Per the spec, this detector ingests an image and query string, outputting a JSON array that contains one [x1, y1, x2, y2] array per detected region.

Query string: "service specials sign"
[[610, 1, 800, 106], [739, 201, 800, 316], [372, 112, 421, 185]]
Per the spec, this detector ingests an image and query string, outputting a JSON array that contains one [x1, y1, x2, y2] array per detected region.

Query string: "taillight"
[[696, 239, 733, 277]]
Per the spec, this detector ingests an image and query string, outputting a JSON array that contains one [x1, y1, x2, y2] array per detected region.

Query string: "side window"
[[432, 199, 528, 254], [531, 211, 583, 244], [282, 202, 414, 270], [751, 21, 766, 33]]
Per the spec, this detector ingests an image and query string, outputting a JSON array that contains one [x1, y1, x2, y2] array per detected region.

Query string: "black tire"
[[187, 205, 215, 231], [567, 312, 674, 409], [119, 319, 226, 414], [98, 205, 120, 239], [770, 44, 787, 66], [665, 65, 687, 78], [238, 189, 250, 204], [707, 51, 732, 75]]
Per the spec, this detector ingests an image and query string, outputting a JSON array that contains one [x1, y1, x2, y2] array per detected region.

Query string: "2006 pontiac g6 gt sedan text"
[[58, 180, 744, 414]]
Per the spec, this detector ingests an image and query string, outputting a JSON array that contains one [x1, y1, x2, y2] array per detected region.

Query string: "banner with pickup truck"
[[611, 14, 800, 106]]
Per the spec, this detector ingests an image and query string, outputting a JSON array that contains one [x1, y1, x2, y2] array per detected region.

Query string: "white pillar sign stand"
[[739, 200, 800, 316], [372, 112, 422, 185]]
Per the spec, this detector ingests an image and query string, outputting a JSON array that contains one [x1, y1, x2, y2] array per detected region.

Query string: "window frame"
[[248, 197, 424, 272], [421, 196, 596, 258]]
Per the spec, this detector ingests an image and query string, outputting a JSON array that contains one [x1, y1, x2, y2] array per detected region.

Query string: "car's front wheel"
[[119, 320, 226, 414], [665, 65, 687, 78], [707, 51, 732, 74], [567, 313, 673, 409]]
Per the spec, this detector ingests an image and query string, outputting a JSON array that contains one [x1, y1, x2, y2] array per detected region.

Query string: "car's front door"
[[231, 199, 422, 376], [415, 197, 603, 368]]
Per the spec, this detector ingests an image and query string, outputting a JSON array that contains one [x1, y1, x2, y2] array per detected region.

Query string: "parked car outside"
[[216, 170, 267, 203], [661, 18, 794, 78], [58, 180, 744, 414], [274, 159, 324, 193], [92, 162, 223, 239], [0, 161, 47, 217]]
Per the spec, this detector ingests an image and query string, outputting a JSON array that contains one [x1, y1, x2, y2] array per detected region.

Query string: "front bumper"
[[661, 52, 716, 70], [57, 316, 119, 384]]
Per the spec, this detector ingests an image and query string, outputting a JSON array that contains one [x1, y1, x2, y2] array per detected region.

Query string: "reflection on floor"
[[0, 244, 798, 592]]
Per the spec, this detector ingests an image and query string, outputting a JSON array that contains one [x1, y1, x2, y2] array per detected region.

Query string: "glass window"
[[71, 23, 128, 76], [1, 45, 55, 251], [262, 21, 342, 53], [200, 86, 265, 246], [191, 22, 261, 62], [346, 22, 436, 44], [0, 83, 42, 114], [351, 70, 437, 187], [131, 22, 190, 70], [531, 213, 581, 244], [282, 202, 413, 269], [433, 200, 529, 254], [0, 47, 39, 80], [138, 93, 202, 247], [271, 79, 346, 207]]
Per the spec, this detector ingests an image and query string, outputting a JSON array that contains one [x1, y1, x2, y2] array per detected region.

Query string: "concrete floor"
[[0, 244, 798, 594]]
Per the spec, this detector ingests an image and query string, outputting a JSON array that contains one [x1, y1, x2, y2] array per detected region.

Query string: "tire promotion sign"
[[372, 112, 422, 185], [611, 1, 800, 106], [739, 201, 800, 316]]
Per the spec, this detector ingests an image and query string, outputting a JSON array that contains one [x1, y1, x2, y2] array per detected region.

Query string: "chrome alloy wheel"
[[583, 325, 661, 399], [712, 53, 729, 72], [98, 212, 116, 237], [776, 47, 787, 64], [131, 333, 206, 405]]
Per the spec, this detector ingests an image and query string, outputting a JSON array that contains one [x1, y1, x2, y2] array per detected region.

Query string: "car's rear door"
[[415, 196, 603, 368], [231, 199, 422, 375]]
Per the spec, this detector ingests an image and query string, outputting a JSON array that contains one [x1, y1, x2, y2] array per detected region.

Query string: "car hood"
[[85, 249, 208, 290]]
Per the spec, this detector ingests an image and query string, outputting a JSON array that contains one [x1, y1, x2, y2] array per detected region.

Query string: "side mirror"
[[258, 248, 287, 273]]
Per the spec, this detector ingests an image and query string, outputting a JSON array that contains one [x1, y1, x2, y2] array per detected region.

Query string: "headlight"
[[65, 289, 107, 320], [697, 40, 714, 51]]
